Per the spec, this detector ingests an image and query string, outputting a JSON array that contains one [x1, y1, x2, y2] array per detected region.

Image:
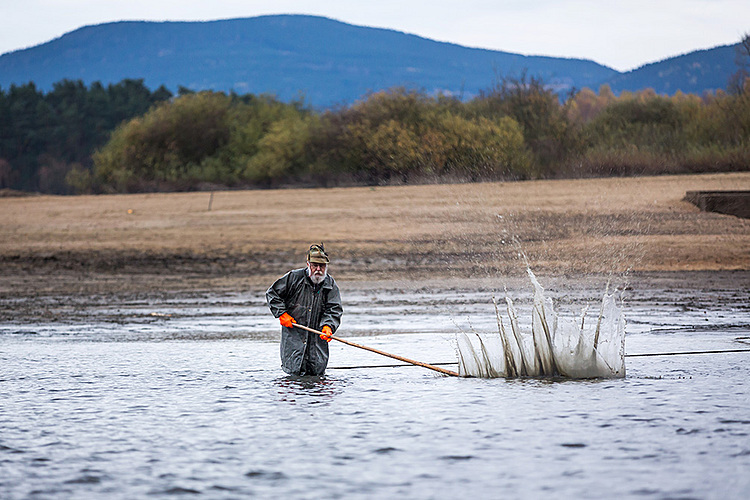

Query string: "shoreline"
[[2, 268, 748, 329], [2, 172, 749, 299]]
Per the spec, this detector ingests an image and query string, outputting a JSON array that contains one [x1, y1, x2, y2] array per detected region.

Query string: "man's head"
[[306, 243, 329, 284]]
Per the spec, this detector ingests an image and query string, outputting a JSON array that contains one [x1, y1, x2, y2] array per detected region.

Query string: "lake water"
[[2, 279, 750, 499]]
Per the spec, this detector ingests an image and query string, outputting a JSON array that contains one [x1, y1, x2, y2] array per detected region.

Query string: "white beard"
[[308, 268, 327, 285]]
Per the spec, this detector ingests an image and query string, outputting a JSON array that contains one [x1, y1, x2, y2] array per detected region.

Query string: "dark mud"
[[2, 259, 749, 331]]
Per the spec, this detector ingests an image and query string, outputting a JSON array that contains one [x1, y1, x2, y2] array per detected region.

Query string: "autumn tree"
[[729, 32, 750, 94]]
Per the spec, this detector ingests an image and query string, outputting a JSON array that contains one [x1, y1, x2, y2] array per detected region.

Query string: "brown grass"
[[2, 173, 749, 293]]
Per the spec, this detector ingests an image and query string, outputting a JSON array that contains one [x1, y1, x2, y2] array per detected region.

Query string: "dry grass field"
[[2, 172, 749, 294]]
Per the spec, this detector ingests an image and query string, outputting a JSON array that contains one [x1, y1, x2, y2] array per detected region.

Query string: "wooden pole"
[[292, 323, 463, 377]]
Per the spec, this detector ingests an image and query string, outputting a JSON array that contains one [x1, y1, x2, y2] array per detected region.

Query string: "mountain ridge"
[[604, 43, 739, 95], [0, 15, 740, 106]]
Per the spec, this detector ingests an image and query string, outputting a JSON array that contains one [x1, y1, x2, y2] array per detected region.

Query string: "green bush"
[[242, 114, 317, 184], [468, 74, 577, 171], [89, 81, 749, 192], [93, 92, 233, 191], [317, 88, 530, 184]]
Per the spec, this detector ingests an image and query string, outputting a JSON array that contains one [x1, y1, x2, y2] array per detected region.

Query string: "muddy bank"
[[2, 265, 749, 328], [2, 173, 749, 302]]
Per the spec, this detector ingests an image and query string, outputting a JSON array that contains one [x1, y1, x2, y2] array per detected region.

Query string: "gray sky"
[[1, 0, 748, 72]]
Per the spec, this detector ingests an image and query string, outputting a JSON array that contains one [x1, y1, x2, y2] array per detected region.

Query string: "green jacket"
[[266, 268, 343, 375]]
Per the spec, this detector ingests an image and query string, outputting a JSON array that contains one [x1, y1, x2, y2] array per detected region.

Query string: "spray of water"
[[456, 268, 626, 378]]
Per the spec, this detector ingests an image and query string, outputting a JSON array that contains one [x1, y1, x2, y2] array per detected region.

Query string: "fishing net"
[[457, 269, 626, 379]]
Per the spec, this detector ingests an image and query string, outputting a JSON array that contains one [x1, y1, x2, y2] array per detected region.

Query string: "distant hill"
[[0, 15, 742, 105], [0, 15, 615, 105], [602, 44, 740, 95]]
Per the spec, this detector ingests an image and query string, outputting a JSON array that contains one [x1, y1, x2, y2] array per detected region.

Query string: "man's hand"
[[320, 325, 333, 342], [279, 312, 295, 328]]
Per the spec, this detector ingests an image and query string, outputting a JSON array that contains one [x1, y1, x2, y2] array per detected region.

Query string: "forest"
[[0, 79, 172, 193], [1, 65, 749, 194]]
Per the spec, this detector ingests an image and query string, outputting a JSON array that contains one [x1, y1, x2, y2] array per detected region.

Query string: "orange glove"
[[320, 325, 333, 342], [279, 312, 295, 328]]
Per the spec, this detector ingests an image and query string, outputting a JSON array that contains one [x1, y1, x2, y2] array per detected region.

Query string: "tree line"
[[2, 67, 749, 195], [0, 79, 173, 193], [88, 78, 750, 193]]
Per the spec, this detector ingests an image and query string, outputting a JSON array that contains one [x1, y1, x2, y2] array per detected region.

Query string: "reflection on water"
[[274, 375, 343, 404]]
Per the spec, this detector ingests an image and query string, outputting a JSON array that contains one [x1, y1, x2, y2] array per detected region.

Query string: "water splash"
[[457, 269, 626, 378]]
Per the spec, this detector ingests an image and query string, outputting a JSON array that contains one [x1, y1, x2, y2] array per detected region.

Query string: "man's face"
[[307, 261, 328, 284]]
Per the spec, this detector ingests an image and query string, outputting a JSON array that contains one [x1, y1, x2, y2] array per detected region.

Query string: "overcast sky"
[[1, 0, 748, 72]]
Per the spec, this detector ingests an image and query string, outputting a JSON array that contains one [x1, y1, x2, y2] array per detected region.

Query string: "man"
[[266, 243, 343, 376]]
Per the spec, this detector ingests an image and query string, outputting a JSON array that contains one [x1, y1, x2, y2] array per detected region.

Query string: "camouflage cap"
[[307, 243, 330, 264]]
